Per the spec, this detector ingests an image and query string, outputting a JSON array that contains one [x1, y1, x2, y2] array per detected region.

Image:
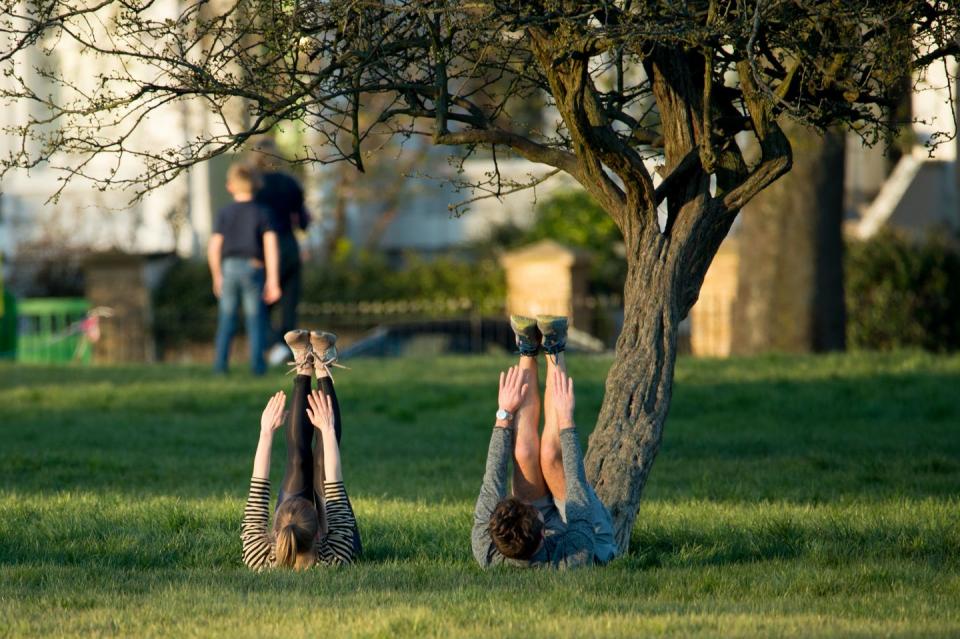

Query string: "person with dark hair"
[[471, 315, 619, 569], [246, 137, 311, 364]]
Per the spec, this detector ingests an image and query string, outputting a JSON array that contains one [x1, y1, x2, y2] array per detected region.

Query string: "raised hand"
[[551, 367, 576, 430], [260, 391, 287, 434], [306, 389, 336, 437], [497, 365, 529, 415]]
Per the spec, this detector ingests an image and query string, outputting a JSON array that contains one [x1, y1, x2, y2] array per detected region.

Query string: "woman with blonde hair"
[[241, 329, 359, 570]]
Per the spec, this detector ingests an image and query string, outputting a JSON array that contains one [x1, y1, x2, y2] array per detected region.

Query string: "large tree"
[[2, 0, 957, 551]]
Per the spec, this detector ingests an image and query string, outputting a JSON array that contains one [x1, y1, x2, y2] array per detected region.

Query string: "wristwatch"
[[495, 408, 513, 422]]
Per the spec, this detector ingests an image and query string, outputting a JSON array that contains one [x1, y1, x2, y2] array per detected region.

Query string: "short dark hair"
[[489, 497, 544, 560]]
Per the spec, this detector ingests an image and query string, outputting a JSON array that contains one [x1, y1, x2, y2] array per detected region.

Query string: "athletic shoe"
[[510, 315, 541, 357], [284, 329, 314, 375], [309, 330, 339, 366], [536, 315, 568, 357], [267, 343, 291, 367]]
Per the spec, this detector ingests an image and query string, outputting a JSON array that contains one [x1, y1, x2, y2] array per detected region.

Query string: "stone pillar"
[[84, 252, 153, 363], [500, 240, 592, 329]]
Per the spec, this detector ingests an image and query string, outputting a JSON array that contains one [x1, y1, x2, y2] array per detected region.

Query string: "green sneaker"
[[309, 330, 339, 365], [536, 315, 568, 357], [510, 315, 541, 357], [284, 329, 313, 375]]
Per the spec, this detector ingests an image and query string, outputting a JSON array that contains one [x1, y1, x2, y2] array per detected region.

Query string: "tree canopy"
[[3, 1, 956, 212]]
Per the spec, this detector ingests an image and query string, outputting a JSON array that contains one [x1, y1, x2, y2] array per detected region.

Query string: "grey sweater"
[[471, 426, 595, 569]]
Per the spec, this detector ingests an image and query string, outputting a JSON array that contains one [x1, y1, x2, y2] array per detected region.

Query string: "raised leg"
[[512, 355, 547, 502], [541, 351, 567, 501], [276, 374, 314, 509]]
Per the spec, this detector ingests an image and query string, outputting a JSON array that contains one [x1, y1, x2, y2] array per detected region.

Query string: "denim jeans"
[[214, 257, 267, 375]]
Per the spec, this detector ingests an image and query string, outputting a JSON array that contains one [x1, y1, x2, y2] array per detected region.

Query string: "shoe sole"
[[284, 329, 311, 349]]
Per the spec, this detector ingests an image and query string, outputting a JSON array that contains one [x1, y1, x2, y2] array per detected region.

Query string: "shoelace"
[[314, 351, 349, 383], [285, 347, 315, 376]]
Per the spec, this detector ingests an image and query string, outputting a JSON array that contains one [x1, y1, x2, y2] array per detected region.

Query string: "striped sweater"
[[241, 476, 357, 569]]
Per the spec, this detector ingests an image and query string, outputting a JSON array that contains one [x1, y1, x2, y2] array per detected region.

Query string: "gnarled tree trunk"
[[583, 245, 680, 550]]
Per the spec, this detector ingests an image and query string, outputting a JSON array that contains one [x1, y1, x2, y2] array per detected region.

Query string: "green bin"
[[16, 298, 92, 364]]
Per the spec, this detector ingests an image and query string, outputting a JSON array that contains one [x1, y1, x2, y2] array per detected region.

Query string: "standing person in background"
[[207, 163, 282, 376], [246, 137, 311, 366]]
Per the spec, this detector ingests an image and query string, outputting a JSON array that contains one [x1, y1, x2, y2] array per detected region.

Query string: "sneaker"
[[284, 329, 313, 375], [510, 315, 541, 357], [536, 315, 568, 357], [267, 343, 291, 367], [309, 330, 339, 366]]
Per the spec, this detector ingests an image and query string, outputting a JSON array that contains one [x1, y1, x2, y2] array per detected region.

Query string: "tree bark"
[[584, 270, 679, 550], [732, 124, 846, 353]]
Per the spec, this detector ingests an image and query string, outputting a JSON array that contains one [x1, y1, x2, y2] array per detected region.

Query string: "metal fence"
[[152, 295, 624, 364], [8, 292, 730, 364]]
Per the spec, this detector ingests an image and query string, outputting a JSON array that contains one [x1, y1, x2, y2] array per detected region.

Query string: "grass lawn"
[[1, 352, 959, 638]]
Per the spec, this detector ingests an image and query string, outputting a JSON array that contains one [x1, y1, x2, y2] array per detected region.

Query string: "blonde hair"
[[272, 497, 319, 570], [227, 162, 262, 192]]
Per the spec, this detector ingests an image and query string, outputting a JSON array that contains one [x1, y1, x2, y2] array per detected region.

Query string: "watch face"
[[496, 409, 509, 420]]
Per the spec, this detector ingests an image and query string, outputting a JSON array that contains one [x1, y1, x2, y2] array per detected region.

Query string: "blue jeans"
[[214, 258, 267, 375]]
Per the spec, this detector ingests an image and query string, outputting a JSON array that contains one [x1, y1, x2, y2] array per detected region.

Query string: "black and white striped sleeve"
[[316, 481, 356, 566], [240, 477, 275, 571]]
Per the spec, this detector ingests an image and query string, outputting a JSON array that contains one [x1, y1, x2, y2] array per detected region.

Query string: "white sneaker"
[[268, 343, 292, 367]]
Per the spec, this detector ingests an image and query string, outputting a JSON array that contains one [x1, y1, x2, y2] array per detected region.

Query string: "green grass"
[[1, 352, 959, 638]]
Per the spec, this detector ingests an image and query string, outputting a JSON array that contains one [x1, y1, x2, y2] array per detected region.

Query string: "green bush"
[[301, 240, 505, 304], [482, 189, 626, 293], [846, 230, 960, 351], [151, 245, 506, 343], [152, 259, 218, 345]]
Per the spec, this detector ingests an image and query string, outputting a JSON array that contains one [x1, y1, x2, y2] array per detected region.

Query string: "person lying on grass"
[[241, 329, 360, 570], [472, 315, 619, 569]]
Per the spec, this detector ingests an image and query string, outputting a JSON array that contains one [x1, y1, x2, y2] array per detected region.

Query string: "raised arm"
[[307, 390, 342, 483], [471, 366, 528, 566], [307, 389, 356, 565], [252, 391, 286, 479], [550, 368, 595, 568], [241, 391, 287, 570]]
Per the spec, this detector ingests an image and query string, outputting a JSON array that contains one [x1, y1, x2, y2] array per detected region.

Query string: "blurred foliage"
[[846, 230, 960, 352], [482, 189, 626, 293], [152, 243, 506, 343], [152, 259, 218, 345], [302, 239, 505, 303]]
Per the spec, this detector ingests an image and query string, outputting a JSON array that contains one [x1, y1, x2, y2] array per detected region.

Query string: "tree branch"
[[434, 129, 580, 177], [721, 60, 794, 213]]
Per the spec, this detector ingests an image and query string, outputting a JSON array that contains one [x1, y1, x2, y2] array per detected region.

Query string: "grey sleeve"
[[471, 426, 513, 567], [556, 429, 595, 568]]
